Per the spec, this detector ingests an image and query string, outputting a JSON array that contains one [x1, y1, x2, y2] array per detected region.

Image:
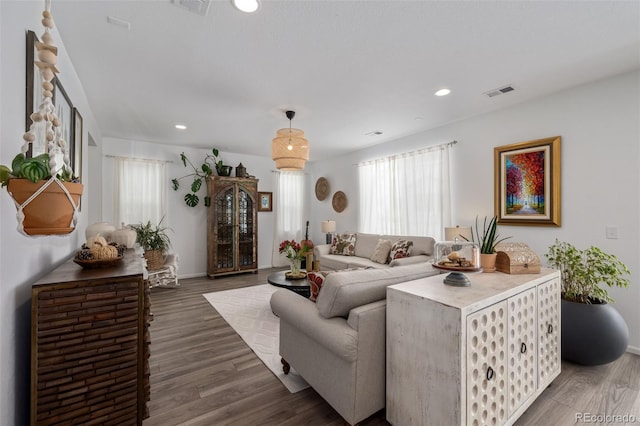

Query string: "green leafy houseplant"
[[171, 148, 224, 207], [0, 153, 76, 187], [471, 216, 511, 254], [130, 219, 172, 254], [545, 239, 630, 304]]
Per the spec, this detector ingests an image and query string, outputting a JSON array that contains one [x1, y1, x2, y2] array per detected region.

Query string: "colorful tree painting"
[[505, 150, 545, 214]]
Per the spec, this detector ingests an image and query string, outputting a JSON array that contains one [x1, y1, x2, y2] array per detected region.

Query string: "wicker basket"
[[144, 249, 165, 271]]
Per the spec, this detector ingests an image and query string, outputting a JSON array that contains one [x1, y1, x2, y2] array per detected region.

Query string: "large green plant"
[[0, 153, 76, 187], [170, 148, 223, 207], [545, 239, 629, 304], [131, 219, 172, 254], [471, 216, 511, 254]]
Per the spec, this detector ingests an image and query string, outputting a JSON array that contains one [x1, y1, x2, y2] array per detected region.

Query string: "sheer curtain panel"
[[272, 171, 306, 267], [114, 157, 167, 227], [357, 143, 452, 240]]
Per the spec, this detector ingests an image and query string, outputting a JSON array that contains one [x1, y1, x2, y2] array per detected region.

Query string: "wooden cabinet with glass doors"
[[207, 176, 259, 277]]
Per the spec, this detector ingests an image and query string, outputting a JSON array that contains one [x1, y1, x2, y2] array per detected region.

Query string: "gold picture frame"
[[258, 192, 272, 212], [494, 136, 561, 226]]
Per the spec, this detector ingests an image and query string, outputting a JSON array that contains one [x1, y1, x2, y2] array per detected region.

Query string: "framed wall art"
[[73, 108, 83, 180], [53, 77, 75, 173], [494, 136, 561, 226], [26, 30, 45, 158], [258, 192, 272, 212]]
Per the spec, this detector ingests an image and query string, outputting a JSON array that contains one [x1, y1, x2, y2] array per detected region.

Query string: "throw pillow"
[[370, 239, 392, 264], [329, 233, 357, 256], [307, 271, 331, 302], [389, 239, 413, 262]]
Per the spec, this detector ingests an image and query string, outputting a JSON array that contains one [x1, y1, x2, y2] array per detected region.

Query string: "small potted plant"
[[171, 148, 232, 207], [470, 216, 511, 272], [131, 219, 172, 271], [546, 239, 630, 365]]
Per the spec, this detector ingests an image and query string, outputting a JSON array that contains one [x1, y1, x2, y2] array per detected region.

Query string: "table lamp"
[[321, 220, 336, 244]]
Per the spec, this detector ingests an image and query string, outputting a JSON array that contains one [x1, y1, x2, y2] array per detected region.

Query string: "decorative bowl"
[[73, 255, 123, 269]]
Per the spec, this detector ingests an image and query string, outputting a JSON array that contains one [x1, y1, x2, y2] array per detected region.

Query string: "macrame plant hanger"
[[14, 0, 80, 236]]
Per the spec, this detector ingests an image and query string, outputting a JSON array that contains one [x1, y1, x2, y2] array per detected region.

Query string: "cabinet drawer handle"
[[486, 367, 494, 381], [520, 342, 527, 354], [548, 324, 554, 334]]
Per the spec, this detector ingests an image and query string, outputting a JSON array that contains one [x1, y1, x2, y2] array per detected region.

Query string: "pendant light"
[[272, 110, 309, 171]]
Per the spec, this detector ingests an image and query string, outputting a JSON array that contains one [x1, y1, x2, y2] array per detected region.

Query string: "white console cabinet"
[[386, 269, 560, 426]]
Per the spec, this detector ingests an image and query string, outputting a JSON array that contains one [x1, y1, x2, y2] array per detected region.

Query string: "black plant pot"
[[561, 298, 628, 366], [217, 165, 233, 176]]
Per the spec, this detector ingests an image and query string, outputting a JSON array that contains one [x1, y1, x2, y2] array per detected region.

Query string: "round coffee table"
[[268, 270, 310, 298]]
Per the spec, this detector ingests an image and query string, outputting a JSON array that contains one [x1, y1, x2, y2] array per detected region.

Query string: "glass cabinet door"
[[237, 188, 255, 268], [214, 186, 235, 270]]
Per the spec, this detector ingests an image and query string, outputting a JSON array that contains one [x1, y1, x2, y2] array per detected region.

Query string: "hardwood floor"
[[144, 269, 640, 425]]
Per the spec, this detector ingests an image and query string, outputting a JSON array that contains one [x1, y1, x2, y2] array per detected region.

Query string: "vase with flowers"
[[279, 239, 311, 279]]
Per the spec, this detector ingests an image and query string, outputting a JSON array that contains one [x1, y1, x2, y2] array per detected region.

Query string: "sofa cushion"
[[307, 271, 332, 302], [316, 263, 439, 319], [370, 239, 392, 264], [330, 233, 357, 256], [389, 239, 413, 261], [353, 233, 382, 259]]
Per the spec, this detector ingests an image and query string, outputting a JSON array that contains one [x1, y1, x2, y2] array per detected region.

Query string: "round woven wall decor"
[[315, 177, 329, 201], [332, 191, 347, 213]]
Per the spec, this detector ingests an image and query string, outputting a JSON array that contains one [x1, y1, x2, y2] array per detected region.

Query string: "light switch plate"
[[606, 226, 618, 239]]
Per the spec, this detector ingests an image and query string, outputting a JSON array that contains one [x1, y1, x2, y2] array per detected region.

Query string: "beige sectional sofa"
[[270, 263, 440, 425], [313, 232, 436, 270]]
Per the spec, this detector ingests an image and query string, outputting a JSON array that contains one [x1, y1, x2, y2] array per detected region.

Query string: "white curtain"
[[114, 157, 167, 227], [272, 171, 306, 267], [357, 143, 452, 240]]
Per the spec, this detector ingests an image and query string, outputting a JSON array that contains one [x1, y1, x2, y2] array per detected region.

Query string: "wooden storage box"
[[495, 242, 540, 274]]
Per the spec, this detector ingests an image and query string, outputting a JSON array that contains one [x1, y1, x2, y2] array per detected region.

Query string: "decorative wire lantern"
[[271, 110, 309, 171]]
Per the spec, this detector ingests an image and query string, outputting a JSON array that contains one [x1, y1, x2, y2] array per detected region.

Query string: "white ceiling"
[[52, 0, 640, 161]]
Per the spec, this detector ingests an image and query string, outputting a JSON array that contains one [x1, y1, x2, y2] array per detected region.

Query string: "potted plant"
[[171, 148, 232, 207], [545, 239, 630, 365], [131, 219, 172, 271], [470, 216, 511, 272], [1, 153, 82, 236]]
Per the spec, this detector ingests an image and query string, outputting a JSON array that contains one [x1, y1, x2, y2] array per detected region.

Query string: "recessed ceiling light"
[[365, 130, 383, 136], [232, 0, 260, 13], [435, 88, 451, 97], [175, 124, 187, 130]]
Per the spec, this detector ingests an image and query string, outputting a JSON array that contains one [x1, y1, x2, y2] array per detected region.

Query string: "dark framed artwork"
[[26, 30, 45, 158], [494, 136, 561, 226], [73, 108, 83, 180], [52, 77, 75, 173], [258, 192, 273, 212]]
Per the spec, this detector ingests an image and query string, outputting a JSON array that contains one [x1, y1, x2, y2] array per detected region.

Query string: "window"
[[272, 171, 306, 266], [357, 144, 452, 240], [114, 157, 167, 226]]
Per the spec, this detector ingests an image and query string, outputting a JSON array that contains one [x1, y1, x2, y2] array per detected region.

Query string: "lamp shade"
[[321, 220, 336, 233], [272, 127, 309, 171], [444, 225, 472, 242]]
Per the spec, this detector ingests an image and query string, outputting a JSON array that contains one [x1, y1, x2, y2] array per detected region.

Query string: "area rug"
[[202, 284, 309, 393]]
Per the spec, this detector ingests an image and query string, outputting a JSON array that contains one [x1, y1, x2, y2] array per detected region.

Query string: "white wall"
[[100, 138, 277, 277], [309, 70, 640, 352], [0, 2, 102, 423]]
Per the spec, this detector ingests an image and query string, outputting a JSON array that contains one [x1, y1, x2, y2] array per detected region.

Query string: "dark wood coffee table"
[[268, 270, 310, 298]]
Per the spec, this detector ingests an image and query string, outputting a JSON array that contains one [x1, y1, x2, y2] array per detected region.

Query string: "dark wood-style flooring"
[[143, 269, 640, 425]]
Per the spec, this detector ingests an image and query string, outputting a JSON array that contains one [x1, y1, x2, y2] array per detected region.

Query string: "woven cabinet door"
[[466, 301, 508, 426], [537, 278, 561, 386], [507, 288, 537, 417]]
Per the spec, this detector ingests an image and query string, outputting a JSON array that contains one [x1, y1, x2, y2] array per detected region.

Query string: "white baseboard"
[[177, 272, 208, 279], [627, 345, 640, 356]]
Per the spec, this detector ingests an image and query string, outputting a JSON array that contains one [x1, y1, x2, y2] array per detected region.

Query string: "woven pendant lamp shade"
[[272, 111, 309, 171]]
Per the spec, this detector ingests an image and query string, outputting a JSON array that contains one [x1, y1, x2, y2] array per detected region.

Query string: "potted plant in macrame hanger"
[[0, 3, 82, 236]]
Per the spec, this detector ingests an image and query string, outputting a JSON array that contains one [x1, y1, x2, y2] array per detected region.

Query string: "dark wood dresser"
[[31, 251, 150, 425]]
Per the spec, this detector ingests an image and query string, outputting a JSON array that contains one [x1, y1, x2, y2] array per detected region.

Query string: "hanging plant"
[[170, 148, 223, 207], [0, 2, 83, 236]]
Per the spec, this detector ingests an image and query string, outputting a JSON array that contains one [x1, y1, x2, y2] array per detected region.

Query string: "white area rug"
[[203, 284, 309, 393]]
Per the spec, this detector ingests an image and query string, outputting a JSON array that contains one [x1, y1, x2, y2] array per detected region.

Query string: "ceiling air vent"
[[172, 0, 211, 16], [483, 85, 515, 98]]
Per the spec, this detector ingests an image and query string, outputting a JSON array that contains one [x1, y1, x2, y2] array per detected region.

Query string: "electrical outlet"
[[606, 226, 618, 239]]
